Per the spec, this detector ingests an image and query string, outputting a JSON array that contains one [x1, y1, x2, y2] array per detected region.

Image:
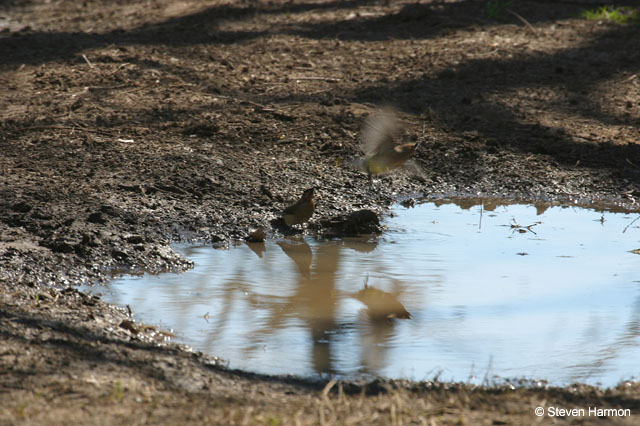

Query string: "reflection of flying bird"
[[283, 188, 316, 227], [276, 239, 313, 278], [357, 111, 420, 180], [353, 284, 411, 321]]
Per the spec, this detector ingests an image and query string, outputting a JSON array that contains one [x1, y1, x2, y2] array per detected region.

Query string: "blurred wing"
[[361, 112, 398, 156]]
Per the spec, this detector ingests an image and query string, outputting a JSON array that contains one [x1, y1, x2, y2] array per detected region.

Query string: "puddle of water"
[[84, 199, 640, 387]]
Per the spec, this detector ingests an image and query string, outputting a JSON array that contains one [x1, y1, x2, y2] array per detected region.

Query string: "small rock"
[[87, 212, 107, 224], [119, 320, 139, 334], [211, 234, 225, 243], [11, 201, 32, 213], [41, 239, 74, 254], [111, 249, 128, 260], [125, 235, 144, 244], [246, 226, 267, 243], [321, 209, 382, 237]]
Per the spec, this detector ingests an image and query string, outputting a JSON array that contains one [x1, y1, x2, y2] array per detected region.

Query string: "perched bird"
[[358, 111, 420, 180], [283, 188, 316, 227]]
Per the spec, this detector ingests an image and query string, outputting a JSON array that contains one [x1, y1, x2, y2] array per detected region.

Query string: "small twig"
[[81, 54, 94, 69], [482, 355, 494, 387], [86, 84, 131, 92], [307, 88, 334, 96], [18, 124, 116, 137], [291, 76, 341, 82], [623, 215, 640, 233], [507, 9, 537, 34], [287, 123, 315, 132], [239, 99, 277, 111], [120, 82, 159, 94], [509, 218, 540, 235]]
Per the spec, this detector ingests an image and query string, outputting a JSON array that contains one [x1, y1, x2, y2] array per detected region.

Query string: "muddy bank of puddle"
[[84, 198, 640, 387]]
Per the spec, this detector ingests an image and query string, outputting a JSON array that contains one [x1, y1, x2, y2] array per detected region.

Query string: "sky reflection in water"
[[89, 199, 640, 387]]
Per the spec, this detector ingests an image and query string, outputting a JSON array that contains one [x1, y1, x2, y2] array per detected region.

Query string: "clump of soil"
[[2, 0, 640, 424]]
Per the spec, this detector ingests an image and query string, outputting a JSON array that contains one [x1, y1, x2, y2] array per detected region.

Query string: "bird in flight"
[[357, 110, 421, 181]]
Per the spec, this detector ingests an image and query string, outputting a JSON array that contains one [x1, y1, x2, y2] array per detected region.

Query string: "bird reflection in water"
[[352, 280, 412, 374], [352, 281, 412, 321], [246, 242, 266, 258], [244, 235, 411, 376], [276, 238, 313, 278], [276, 237, 411, 375], [279, 239, 340, 374]]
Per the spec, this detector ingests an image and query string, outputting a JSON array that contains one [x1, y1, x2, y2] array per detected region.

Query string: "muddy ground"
[[2, 0, 640, 424]]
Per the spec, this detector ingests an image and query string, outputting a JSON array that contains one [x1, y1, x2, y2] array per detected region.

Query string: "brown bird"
[[283, 188, 316, 227], [358, 111, 420, 180], [353, 283, 412, 321]]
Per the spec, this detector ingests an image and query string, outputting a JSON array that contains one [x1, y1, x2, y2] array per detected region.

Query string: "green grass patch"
[[485, 0, 512, 20], [581, 6, 640, 25], [109, 380, 124, 403]]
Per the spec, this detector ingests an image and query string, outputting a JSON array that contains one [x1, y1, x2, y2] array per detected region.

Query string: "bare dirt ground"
[[2, 0, 640, 424]]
